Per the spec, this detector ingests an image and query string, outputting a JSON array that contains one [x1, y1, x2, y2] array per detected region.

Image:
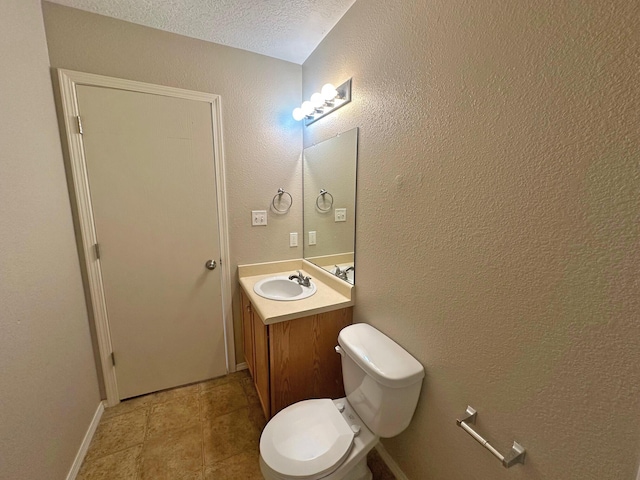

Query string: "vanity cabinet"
[[252, 308, 270, 415], [240, 289, 352, 419], [241, 292, 254, 377]]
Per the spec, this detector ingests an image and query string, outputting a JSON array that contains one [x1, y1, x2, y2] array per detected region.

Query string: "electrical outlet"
[[289, 232, 298, 247], [309, 231, 317, 245], [252, 210, 267, 226], [335, 208, 347, 222]]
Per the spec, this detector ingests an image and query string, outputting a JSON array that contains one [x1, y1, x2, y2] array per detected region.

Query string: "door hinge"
[[110, 352, 116, 366], [94, 243, 101, 260], [76, 115, 84, 135]]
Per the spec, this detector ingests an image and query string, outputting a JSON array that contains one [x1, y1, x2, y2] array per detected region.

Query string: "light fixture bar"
[[302, 78, 352, 126]]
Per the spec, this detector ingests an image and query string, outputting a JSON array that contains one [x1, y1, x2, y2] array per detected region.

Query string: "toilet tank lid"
[[338, 323, 424, 388]]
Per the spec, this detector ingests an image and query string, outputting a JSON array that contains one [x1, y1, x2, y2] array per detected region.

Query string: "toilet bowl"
[[259, 323, 425, 480], [260, 398, 377, 480]]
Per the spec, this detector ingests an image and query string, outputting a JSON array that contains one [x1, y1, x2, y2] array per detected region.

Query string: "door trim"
[[57, 69, 235, 406]]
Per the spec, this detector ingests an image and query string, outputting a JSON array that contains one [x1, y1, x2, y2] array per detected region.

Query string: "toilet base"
[[337, 456, 372, 480]]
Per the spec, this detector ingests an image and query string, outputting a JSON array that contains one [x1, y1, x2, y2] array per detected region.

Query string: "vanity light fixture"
[[292, 78, 352, 126]]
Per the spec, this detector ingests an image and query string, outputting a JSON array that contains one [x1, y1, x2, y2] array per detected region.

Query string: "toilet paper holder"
[[456, 406, 526, 468]]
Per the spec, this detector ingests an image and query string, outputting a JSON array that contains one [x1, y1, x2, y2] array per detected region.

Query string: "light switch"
[[290, 232, 298, 247], [252, 210, 267, 226], [335, 208, 347, 222], [309, 231, 317, 245]]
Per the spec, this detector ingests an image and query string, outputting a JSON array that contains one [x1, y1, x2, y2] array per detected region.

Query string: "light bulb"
[[292, 108, 305, 121], [321, 83, 338, 101], [301, 101, 314, 116], [310, 92, 324, 108]]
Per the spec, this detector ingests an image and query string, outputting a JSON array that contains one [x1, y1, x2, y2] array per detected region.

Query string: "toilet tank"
[[337, 323, 425, 438]]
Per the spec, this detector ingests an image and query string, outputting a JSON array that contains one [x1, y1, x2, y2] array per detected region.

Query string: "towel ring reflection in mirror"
[[272, 188, 293, 213], [316, 189, 334, 213]]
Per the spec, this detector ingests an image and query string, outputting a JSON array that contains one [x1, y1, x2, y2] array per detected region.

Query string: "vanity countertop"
[[238, 259, 354, 325]]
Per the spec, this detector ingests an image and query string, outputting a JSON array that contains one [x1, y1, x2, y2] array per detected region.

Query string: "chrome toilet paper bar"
[[456, 406, 526, 468]]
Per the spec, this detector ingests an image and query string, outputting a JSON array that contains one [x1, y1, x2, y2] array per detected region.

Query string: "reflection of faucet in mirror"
[[334, 265, 355, 282], [303, 128, 358, 285]]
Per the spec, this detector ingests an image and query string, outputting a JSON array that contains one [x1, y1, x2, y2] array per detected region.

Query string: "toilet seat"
[[260, 399, 355, 479]]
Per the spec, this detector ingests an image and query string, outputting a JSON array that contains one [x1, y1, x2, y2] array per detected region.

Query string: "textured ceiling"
[[46, 0, 356, 64]]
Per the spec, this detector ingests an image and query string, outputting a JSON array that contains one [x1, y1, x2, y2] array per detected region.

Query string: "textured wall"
[[0, 1, 101, 478], [303, 1, 640, 479], [41, 2, 303, 365]]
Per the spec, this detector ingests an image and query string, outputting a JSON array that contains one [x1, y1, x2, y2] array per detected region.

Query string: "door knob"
[[205, 260, 217, 270]]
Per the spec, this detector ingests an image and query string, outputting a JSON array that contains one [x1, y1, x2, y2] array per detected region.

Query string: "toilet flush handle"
[[335, 345, 344, 355]]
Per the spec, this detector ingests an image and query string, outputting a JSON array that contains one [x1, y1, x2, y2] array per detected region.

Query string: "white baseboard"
[[236, 362, 248, 371], [66, 401, 104, 480], [375, 442, 409, 480]]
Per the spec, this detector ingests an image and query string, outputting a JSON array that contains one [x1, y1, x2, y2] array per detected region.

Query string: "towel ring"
[[316, 189, 334, 212], [272, 188, 293, 213]]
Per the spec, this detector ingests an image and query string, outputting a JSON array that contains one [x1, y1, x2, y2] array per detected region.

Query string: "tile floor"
[[78, 369, 395, 479]]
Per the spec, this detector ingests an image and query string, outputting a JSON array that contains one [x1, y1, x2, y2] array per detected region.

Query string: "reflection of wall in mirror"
[[303, 128, 357, 258]]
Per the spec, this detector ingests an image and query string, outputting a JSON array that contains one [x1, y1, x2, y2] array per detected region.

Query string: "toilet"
[[259, 323, 425, 480]]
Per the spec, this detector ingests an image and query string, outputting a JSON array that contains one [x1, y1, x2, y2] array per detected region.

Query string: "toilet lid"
[[260, 399, 355, 479]]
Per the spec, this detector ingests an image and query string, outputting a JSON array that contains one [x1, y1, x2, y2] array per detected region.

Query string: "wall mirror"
[[303, 127, 358, 284]]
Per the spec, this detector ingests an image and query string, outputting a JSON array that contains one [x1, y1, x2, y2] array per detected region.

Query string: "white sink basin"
[[253, 275, 317, 301]]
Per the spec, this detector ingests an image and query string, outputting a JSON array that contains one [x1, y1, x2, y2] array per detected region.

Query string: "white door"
[[76, 85, 227, 399]]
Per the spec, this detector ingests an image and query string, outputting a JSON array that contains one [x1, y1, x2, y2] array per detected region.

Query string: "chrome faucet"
[[289, 271, 311, 287]]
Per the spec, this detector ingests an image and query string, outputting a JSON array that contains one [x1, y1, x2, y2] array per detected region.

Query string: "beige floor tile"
[[198, 375, 233, 393], [146, 394, 200, 439], [200, 381, 248, 420], [204, 450, 262, 480], [141, 468, 203, 480], [102, 394, 154, 420], [139, 424, 203, 480], [150, 383, 200, 404], [203, 408, 261, 465], [199, 370, 250, 393], [240, 377, 262, 407], [247, 402, 267, 432], [368, 448, 396, 480], [85, 408, 148, 462], [232, 369, 251, 379], [77, 444, 142, 480], [79, 375, 268, 479]]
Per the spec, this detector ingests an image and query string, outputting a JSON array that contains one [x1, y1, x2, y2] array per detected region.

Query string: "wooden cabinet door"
[[315, 309, 353, 398], [269, 307, 352, 415], [253, 311, 270, 419], [241, 291, 255, 377]]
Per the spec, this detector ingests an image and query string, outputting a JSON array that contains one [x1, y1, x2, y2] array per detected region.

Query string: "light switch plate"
[[290, 232, 298, 247], [309, 231, 317, 245], [252, 210, 267, 226], [335, 208, 347, 222]]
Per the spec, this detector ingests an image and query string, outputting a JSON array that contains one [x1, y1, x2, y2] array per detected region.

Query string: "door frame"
[[57, 69, 235, 406]]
